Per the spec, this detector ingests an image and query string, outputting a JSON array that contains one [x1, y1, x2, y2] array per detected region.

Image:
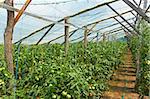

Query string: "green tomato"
[[92, 86, 95, 90], [35, 76, 39, 81], [49, 84, 53, 87], [66, 94, 71, 99], [60, 73, 64, 76], [52, 95, 57, 99], [51, 70, 55, 73], [0, 67, 5, 71], [62, 91, 67, 96], [89, 86, 92, 90], [4, 73, 8, 77]]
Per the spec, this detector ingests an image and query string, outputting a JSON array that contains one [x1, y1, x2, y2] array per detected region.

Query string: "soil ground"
[[103, 50, 149, 99]]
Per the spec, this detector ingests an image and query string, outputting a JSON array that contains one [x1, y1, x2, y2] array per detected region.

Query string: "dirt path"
[[103, 50, 148, 99]]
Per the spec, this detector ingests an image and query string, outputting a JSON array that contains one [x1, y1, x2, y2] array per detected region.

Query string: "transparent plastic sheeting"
[[0, 0, 150, 44]]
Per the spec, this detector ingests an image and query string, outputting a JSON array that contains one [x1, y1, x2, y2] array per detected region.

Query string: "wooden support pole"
[[64, 17, 69, 56], [107, 35, 109, 41], [96, 33, 99, 42], [14, 0, 32, 26], [84, 26, 88, 48], [103, 33, 106, 41], [4, 0, 14, 75]]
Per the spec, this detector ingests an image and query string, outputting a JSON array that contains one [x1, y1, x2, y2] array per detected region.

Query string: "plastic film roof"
[[0, 0, 150, 44]]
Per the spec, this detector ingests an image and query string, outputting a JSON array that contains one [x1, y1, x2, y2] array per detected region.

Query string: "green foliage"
[[0, 45, 13, 95], [129, 20, 150, 96], [0, 42, 127, 98]]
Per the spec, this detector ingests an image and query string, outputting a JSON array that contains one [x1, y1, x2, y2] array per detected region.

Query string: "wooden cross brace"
[[14, 0, 32, 26]]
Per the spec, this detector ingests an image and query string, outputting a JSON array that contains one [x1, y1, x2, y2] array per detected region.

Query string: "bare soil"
[[103, 50, 149, 99]]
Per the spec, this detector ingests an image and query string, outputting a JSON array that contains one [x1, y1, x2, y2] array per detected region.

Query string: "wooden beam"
[[13, 0, 119, 43], [82, 17, 135, 41], [46, 10, 133, 44], [96, 17, 135, 32], [71, 24, 132, 42], [36, 24, 55, 45], [47, 35, 64, 44], [135, 0, 143, 25], [122, 0, 150, 23], [114, 17, 136, 35], [55, 17, 134, 44], [14, 24, 53, 44], [14, 0, 32, 26], [47, 29, 78, 44], [84, 26, 88, 48], [0, 3, 59, 23], [102, 33, 106, 41], [15, 9, 133, 44], [86, 10, 133, 26], [64, 18, 69, 56], [96, 33, 99, 42], [107, 4, 140, 34]]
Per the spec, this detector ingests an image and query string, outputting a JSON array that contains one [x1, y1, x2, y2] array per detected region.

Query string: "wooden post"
[[143, 0, 148, 10], [107, 35, 109, 41], [96, 33, 99, 42], [84, 26, 88, 48], [64, 17, 69, 56], [103, 33, 106, 41], [4, 0, 14, 75]]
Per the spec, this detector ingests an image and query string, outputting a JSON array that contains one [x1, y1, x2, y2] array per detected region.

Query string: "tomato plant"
[[129, 20, 150, 96], [0, 42, 127, 98]]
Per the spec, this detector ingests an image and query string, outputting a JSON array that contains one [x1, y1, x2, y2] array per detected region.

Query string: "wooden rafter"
[[107, 4, 140, 34], [113, 17, 135, 35], [71, 23, 132, 42], [47, 17, 135, 44], [84, 17, 135, 41], [36, 24, 55, 45], [13, 0, 119, 44], [44, 10, 134, 44], [123, 0, 150, 23]]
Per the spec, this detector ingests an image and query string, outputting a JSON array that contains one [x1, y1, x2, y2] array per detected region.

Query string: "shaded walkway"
[[103, 50, 148, 99]]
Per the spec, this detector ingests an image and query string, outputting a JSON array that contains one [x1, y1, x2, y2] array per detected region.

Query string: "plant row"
[[129, 20, 150, 96], [0, 41, 127, 98]]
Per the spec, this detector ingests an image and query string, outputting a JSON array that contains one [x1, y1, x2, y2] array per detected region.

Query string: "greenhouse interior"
[[0, 0, 150, 98]]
